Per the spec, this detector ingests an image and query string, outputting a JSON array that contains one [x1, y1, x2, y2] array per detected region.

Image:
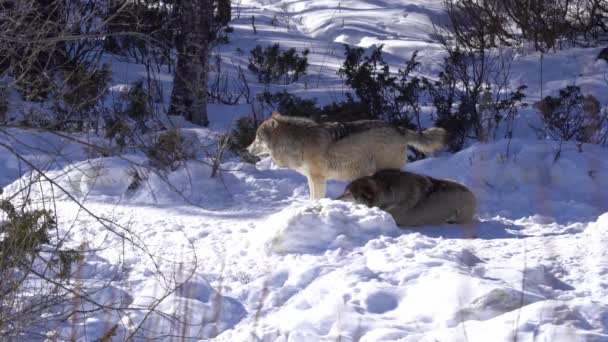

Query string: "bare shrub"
[[536, 85, 607, 145], [444, 0, 512, 50], [427, 4, 529, 152], [445, 0, 608, 50], [569, 0, 608, 45], [425, 45, 526, 151], [0, 86, 7, 123], [208, 55, 251, 105], [503, 0, 572, 51]]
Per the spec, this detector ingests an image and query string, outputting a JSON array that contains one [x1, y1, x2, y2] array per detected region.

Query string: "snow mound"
[[127, 275, 246, 339], [227, 244, 555, 341], [408, 139, 608, 224], [256, 199, 398, 254]]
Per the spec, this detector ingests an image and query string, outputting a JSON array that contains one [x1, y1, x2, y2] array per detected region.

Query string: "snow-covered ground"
[[1, 0, 608, 341]]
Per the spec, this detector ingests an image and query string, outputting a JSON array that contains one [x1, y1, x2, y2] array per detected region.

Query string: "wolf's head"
[[336, 176, 379, 208], [246, 115, 279, 156]]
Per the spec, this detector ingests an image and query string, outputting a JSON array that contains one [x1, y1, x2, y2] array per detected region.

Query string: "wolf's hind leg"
[[397, 192, 475, 227]]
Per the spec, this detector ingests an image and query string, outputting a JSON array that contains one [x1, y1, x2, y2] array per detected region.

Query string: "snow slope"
[[2, 131, 607, 341], [1, 0, 608, 341]]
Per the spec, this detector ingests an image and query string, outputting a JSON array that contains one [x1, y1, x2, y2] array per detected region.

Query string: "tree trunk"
[[168, 0, 212, 127]]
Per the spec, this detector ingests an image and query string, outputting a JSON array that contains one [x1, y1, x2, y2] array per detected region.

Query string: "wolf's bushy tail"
[[403, 127, 447, 153]]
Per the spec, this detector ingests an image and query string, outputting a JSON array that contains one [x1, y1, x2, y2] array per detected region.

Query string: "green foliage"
[[0, 200, 83, 279], [146, 129, 197, 171], [319, 95, 370, 122], [248, 44, 309, 84], [54, 64, 111, 130], [0, 200, 52, 270], [257, 91, 320, 119], [226, 117, 260, 163], [104, 0, 174, 64], [60, 64, 111, 113], [229, 117, 257, 151], [47, 63, 112, 131], [56, 249, 84, 280], [215, 0, 232, 26], [103, 80, 153, 151], [258, 91, 374, 123], [123, 80, 151, 124], [337, 45, 422, 127], [338, 45, 389, 120], [14, 65, 54, 103], [0, 196, 84, 339], [104, 116, 132, 151]]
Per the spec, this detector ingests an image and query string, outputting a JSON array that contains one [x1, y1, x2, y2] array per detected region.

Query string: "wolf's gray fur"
[[247, 113, 447, 199], [337, 169, 476, 226]]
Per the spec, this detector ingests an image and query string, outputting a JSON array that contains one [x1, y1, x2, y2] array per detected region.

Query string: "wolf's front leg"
[[307, 175, 327, 200]]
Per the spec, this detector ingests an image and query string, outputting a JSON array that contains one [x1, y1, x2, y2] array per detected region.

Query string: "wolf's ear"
[[267, 116, 279, 128]]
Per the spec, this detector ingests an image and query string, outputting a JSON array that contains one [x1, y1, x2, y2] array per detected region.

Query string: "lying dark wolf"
[[246, 112, 447, 199], [337, 170, 476, 226]]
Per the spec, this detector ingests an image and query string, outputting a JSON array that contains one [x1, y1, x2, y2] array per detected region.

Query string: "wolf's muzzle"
[[336, 192, 355, 202]]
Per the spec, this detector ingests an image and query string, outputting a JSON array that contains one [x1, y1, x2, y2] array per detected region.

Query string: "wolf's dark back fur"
[[272, 113, 413, 143], [321, 120, 390, 141]]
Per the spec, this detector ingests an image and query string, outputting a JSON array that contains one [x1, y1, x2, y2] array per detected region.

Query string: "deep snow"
[[1, 0, 608, 341]]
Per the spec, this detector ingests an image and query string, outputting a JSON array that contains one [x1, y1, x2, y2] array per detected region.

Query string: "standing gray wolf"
[[336, 170, 476, 226], [246, 112, 447, 199]]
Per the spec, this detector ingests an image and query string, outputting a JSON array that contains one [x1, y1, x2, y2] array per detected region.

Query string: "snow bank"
[[226, 235, 603, 342], [254, 199, 398, 254], [126, 275, 246, 339], [408, 139, 608, 224]]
